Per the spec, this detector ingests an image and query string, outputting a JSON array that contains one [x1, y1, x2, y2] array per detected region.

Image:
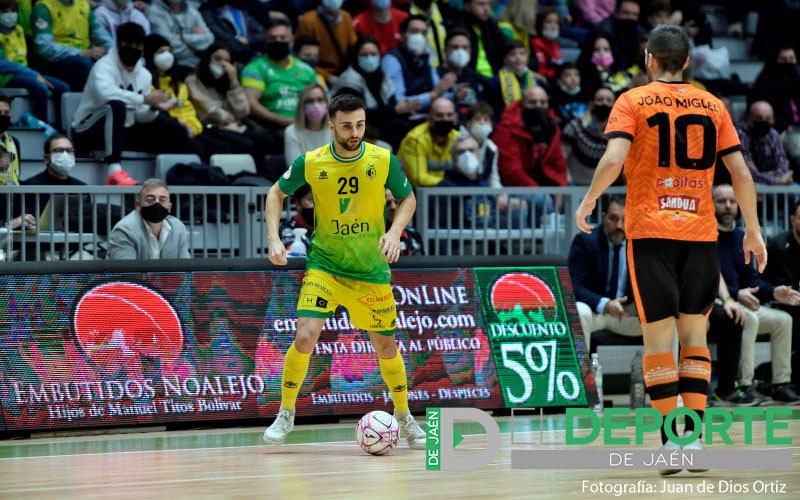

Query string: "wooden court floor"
[[0, 410, 798, 500]]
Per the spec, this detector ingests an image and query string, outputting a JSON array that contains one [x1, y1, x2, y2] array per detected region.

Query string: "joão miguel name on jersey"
[[635, 93, 720, 112]]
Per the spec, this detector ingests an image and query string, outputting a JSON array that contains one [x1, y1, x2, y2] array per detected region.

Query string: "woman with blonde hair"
[[283, 83, 333, 167], [498, 0, 538, 56]]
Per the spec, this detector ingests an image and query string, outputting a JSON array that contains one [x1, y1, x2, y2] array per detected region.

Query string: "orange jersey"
[[605, 81, 741, 242]]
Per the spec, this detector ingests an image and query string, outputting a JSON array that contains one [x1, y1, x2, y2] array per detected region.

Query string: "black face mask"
[[776, 62, 799, 78], [431, 120, 454, 137], [118, 46, 142, 67], [414, 0, 433, 10], [265, 41, 290, 61], [522, 107, 548, 129], [751, 121, 771, 139], [616, 19, 638, 32], [140, 203, 169, 223], [592, 104, 612, 122], [0, 115, 10, 135], [300, 207, 315, 227]]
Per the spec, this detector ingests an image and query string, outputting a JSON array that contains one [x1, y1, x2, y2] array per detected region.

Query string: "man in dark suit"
[[568, 195, 641, 351]]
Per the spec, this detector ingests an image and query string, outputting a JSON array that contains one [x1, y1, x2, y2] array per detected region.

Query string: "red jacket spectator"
[[531, 36, 562, 80], [353, 4, 409, 55], [493, 100, 567, 187]]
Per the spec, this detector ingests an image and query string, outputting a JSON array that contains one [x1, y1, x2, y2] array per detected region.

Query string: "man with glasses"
[[107, 178, 190, 259]]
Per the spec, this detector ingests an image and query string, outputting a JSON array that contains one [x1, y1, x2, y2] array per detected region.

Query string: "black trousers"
[[707, 302, 744, 395]]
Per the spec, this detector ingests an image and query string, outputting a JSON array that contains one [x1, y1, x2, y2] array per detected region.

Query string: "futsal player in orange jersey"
[[575, 25, 767, 475]]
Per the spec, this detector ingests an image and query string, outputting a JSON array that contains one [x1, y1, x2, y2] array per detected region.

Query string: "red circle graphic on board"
[[73, 282, 183, 366], [490, 273, 557, 321]]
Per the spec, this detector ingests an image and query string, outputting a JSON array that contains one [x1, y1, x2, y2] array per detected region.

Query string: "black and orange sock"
[[643, 352, 679, 444], [679, 346, 711, 436]]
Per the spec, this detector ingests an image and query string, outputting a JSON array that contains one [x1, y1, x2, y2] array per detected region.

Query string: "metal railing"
[[1, 185, 797, 261]]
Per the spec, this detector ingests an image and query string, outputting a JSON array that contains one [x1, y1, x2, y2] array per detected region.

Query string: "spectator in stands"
[[438, 29, 483, 119], [562, 87, 618, 186], [397, 96, 459, 187], [386, 187, 422, 255], [107, 178, 190, 259], [295, 0, 357, 85], [487, 40, 540, 114], [765, 200, 800, 387], [382, 14, 455, 114], [550, 62, 588, 124], [494, 85, 566, 196], [576, 33, 631, 96], [751, 45, 800, 134], [143, 33, 236, 161], [452, 0, 508, 79], [735, 100, 795, 186], [408, 0, 452, 69], [147, 0, 214, 75], [497, 0, 537, 57], [669, 0, 712, 47], [461, 101, 528, 227], [185, 42, 269, 177], [0, 93, 34, 230], [21, 134, 84, 216], [293, 36, 328, 91], [200, 0, 264, 64], [241, 18, 317, 150], [530, 7, 564, 82], [714, 184, 800, 404], [568, 195, 642, 352], [284, 83, 332, 167], [31, 0, 113, 91], [72, 23, 200, 186], [574, 0, 615, 26], [353, 0, 408, 55], [331, 35, 417, 150], [279, 183, 313, 258], [641, 0, 671, 31], [0, 0, 69, 122], [94, 0, 151, 44], [709, 274, 755, 406], [592, 0, 647, 71]]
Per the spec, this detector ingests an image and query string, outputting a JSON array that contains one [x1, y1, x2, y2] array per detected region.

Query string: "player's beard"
[[336, 134, 363, 152]]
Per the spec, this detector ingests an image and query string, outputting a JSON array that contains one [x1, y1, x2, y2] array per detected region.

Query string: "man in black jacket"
[[568, 195, 641, 352]]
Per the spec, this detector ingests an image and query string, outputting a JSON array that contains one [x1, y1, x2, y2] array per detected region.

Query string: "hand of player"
[[737, 286, 760, 311], [378, 232, 402, 263], [268, 238, 287, 265], [575, 197, 596, 233], [742, 230, 767, 273], [604, 296, 629, 319], [774, 285, 800, 306], [722, 299, 744, 326]]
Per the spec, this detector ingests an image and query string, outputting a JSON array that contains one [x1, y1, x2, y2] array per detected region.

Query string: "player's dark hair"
[[645, 25, 690, 74], [535, 7, 561, 36], [445, 28, 471, 47], [328, 93, 365, 119], [0, 92, 11, 107], [43, 134, 71, 155]]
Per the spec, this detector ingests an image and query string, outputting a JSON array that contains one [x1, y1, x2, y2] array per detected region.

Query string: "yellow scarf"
[[499, 68, 535, 107]]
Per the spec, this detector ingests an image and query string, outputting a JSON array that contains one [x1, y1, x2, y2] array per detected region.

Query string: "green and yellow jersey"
[[278, 141, 413, 284]]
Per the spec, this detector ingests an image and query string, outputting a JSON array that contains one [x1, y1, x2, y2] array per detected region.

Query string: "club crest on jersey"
[[366, 164, 376, 181], [339, 197, 359, 216], [657, 195, 700, 217], [319, 169, 328, 180]]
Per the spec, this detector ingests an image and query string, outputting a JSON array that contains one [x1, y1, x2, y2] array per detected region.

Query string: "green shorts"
[[297, 268, 397, 334]]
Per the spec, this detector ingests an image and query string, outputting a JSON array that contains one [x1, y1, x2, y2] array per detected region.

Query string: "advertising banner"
[[0, 267, 590, 432]]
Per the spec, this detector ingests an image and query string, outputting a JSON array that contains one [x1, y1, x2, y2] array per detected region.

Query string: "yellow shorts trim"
[[297, 269, 397, 334]]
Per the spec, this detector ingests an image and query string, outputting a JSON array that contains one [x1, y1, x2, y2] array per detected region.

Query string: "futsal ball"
[[355, 411, 399, 456]]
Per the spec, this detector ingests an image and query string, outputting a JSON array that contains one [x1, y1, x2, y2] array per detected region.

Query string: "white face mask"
[[322, 0, 343, 10], [456, 152, 480, 181], [209, 63, 225, 78], [154, 51, 174, 71], [448, 48, 471, 69], [0, 12, 17, 28], [406, 33, 428, 56], [49, 151, 76, 176], [469, 122, 492, 143], [542, 28, 560, 41]]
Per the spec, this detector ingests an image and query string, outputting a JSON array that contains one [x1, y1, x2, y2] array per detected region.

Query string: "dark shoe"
[[712, 389, 760, 407], [741, 385, 771, 405], [770, 384, 800, 405]]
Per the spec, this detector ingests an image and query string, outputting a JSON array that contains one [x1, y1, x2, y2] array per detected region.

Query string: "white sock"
[[108, 163, 122, 175]]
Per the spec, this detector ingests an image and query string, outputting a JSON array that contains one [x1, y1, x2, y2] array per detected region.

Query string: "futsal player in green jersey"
[[262, 94, 425, 448]]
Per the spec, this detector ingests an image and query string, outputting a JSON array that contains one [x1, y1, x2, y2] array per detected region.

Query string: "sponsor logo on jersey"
[[319, 169, 328, 180], [332, 218, 370, 235], [301, 294, 329, 308], [656, 175, 706, 190], [657, 195, 700, 216], [359, 291, 393, 307], [339, 197, 359, 216]]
